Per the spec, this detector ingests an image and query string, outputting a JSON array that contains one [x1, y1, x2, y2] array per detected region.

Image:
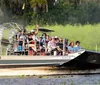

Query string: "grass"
[[27, 24, 100, 51]]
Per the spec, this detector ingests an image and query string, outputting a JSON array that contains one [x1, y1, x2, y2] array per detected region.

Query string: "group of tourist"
[[15, 24, 82, 56]]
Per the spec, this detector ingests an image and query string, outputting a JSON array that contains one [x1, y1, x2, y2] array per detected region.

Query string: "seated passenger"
[[45, 35, 49, 43], [27, 33, 36, 52], [56, 38, 63, 55], [28, 24, 39, 53], [38, 37, 44, 50], [74, 41, 81, 52], [19, 30, 26, 42], [65, 38, 69, 46], [17, 30, 21, 40], [48, 37, 57, 55], [42, 33, 47, 45], [31, 24, 39, 41], [57, 46, 63, 55], [68, 41, 75, 53], [18, 37, 23, 52], [45, 35, 50, 51]]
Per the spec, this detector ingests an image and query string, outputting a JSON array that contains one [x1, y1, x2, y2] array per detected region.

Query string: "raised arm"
[[35, 24, 39, 35]]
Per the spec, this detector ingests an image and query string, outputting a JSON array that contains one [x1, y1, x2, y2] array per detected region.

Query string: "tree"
[[29, 0, 47, 14]]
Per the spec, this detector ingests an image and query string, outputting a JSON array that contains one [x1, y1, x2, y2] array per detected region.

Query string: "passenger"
[[55, 36, 59, 44], [57, 47, 63, 55], [68, 41, 75, 53], [48, 37, 57, 55], [45, 35, 49, 43], [14, 43, 18, 52], [64, 38, 69, 55], [18, 37, 24, 52], [56, 38, 63, 49], [27, 33, 36, 54], [38, 37, 44, 50], [19, 30, 26, 42], [45, 35, 50, 51], [74, 41, 81, 52], [17, 30, 26, 52], [28, 24, 39, 53], [65, 38, 69, 46], [39, 37, 45, 55], [42, 33, 47, 45], [31, 24, 39, 41], [59, 38, 63, 43], [17, 30, 21, 40], [55, 38, 63, 55]]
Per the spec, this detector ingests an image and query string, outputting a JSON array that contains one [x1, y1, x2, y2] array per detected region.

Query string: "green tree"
[[29, 0, 47, 14]]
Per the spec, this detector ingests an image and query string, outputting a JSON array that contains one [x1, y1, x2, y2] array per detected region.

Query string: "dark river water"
[[0, 74, 100, 85]]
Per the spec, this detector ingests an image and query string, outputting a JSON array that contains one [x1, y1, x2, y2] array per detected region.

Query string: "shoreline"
[[0, 66, 100, 77]]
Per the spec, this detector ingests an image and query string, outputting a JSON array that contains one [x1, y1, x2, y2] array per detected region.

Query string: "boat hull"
[[62, 50, 100, 68], [74, 50, 100, 64], [0, 50, 85, 66]]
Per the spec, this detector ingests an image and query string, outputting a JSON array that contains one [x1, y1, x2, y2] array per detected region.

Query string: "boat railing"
[[0, 29, 100, 56], [1, 39, 99, 56]]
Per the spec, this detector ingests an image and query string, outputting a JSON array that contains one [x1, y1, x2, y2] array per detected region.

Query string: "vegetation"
[[0, 0, 100, 25]]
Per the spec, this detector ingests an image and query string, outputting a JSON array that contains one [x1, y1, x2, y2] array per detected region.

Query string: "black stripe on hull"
[[0, 60, 69, 66], [62, 50, 100, 69]]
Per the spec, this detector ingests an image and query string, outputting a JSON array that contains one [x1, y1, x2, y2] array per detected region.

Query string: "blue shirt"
[[42, 37, 46, 45], [74, 45, 81, 52], [68, 46, 75, 53]]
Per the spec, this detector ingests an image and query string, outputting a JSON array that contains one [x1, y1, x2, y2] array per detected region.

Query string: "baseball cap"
[[55, 36, 58, 38]]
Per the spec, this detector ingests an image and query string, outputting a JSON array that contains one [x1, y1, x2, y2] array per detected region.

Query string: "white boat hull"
[[0, 50, 85, 66]]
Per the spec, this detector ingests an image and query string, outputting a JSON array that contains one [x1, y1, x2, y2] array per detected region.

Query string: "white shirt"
[[32, 35, 36, 40]]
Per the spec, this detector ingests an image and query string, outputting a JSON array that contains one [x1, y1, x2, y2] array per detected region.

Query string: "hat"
[[55, 36, 58, 38], [31, 30, 35, 33], [20, 36, 23, 39]]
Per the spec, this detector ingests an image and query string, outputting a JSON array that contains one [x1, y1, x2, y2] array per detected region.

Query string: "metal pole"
[[63, 38, 65, 56], [0, 26, 4, 58], [95, 45, 97, 52], [0, 40, 2, 58]]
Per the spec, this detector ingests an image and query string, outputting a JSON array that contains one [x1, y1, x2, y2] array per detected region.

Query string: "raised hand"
[[36, 24, 39, 29]]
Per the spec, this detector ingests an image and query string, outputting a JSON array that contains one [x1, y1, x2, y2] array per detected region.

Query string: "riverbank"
[[0, 66, 100, 76]]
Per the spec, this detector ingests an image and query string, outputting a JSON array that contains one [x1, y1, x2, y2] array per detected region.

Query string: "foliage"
[[29, 1, 100, 25], [0, 0, 100, 25], [29, 0, 47, 8]]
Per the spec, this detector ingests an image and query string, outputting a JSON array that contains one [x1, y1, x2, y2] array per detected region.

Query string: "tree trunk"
[[34, 3, 38, 14], [46, 3, 48, 12]]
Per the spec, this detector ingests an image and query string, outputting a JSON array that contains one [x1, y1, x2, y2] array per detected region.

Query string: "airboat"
[[0, 23, 100, 66]]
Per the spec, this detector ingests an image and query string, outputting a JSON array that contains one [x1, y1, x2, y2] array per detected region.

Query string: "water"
[[0, 74, 100, 85], [0, 66, 100, 85]]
